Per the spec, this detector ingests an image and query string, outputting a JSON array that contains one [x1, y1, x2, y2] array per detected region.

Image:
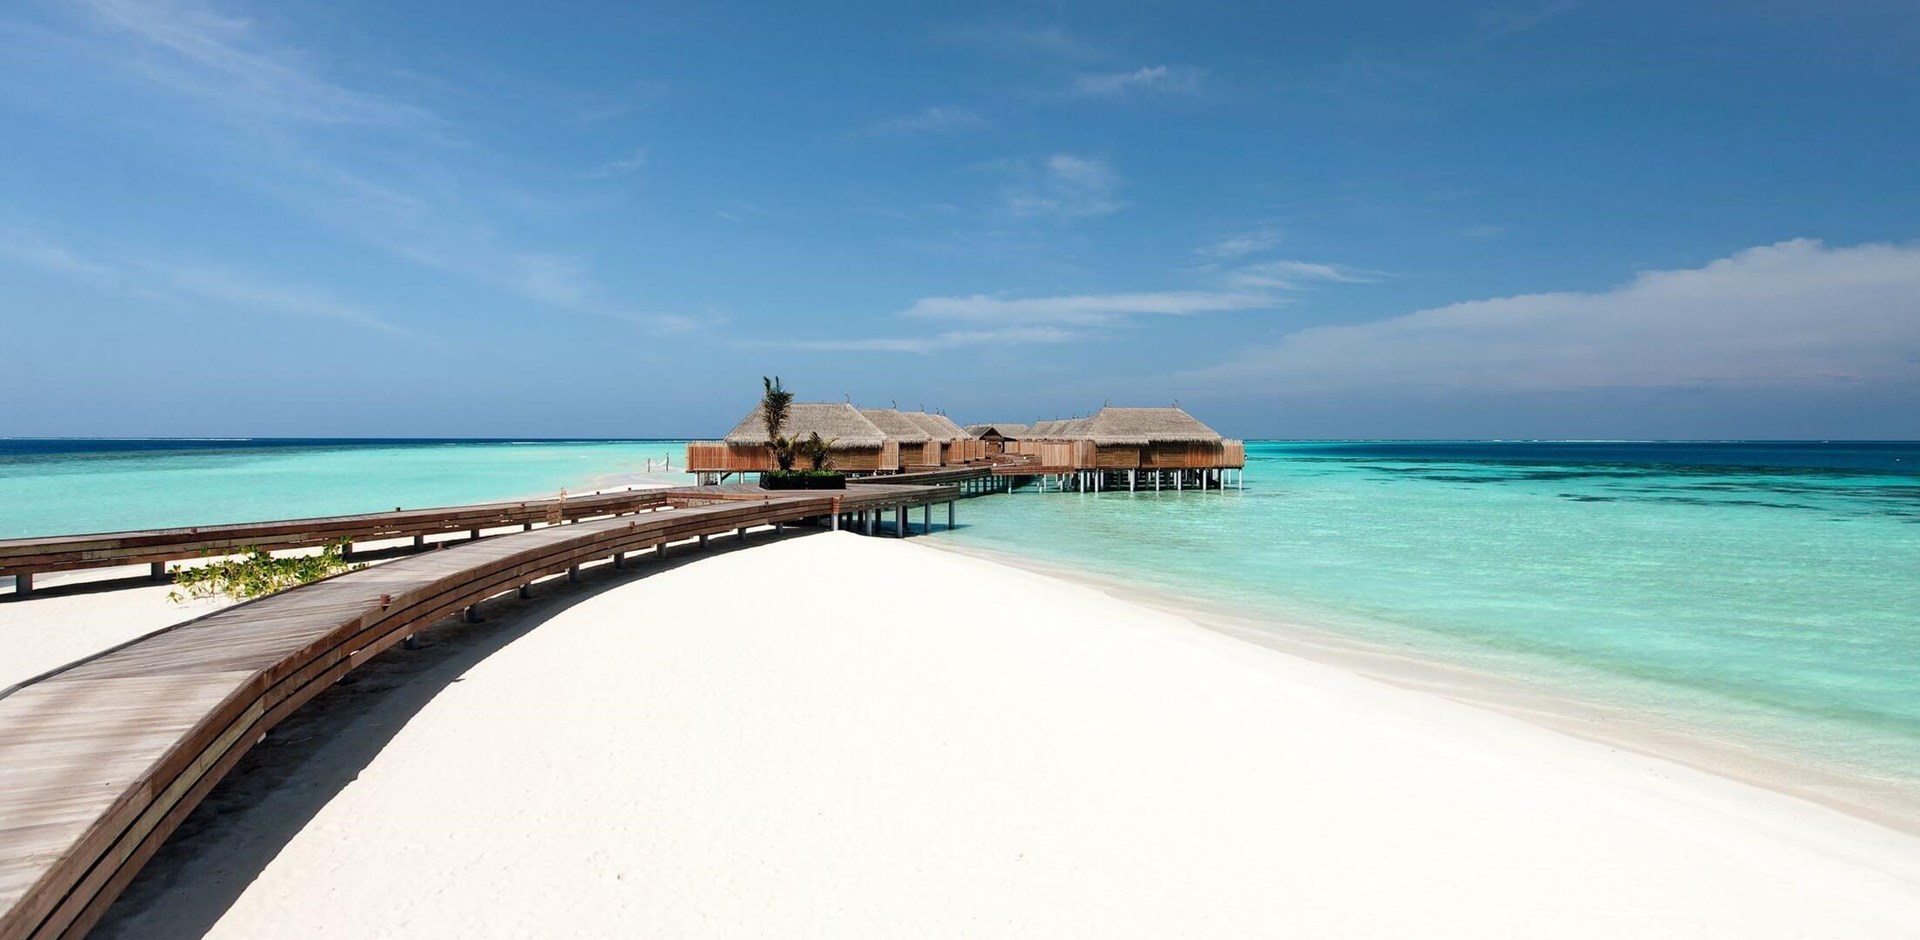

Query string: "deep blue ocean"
[[4, 437, 1918, 800]]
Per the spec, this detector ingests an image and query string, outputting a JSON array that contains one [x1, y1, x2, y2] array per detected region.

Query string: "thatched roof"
[[965, 423, 1028, 439], [858, 408, 932, 443], [724, 402, 885, 449], [1081, 406, 1224, 445], [1026, 418, 1090, 440], [906, 411, 970, 441]]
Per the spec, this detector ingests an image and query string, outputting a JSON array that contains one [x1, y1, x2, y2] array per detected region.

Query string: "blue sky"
[[1, 1, 1916, 439]]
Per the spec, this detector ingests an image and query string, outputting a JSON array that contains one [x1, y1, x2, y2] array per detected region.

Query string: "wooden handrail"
[[0, 482, 959, 938], [0, 490, 678, 595]]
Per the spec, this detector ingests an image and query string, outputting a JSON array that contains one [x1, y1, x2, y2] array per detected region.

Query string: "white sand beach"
[[77, 531, 1920, 938]]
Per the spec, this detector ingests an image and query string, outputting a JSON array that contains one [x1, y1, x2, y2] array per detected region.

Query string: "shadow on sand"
[[94, 526, 821, 938]]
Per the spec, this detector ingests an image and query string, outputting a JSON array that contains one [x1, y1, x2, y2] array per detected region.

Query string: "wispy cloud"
[[582, 147, 649, 179], [1069, 65, 1203, 98], [0, 227, 408, 334], [902, 290, 1275, 326], [997, 153, 1124, 219], [1475, 1, 1584, 43], [1176, 239, 1920, 395], [1227, 259, 1379, 290], [1196, 228, 1283, 260], [783, 326, 1081, 354], [856, 106, 987, 137], [68, 0, 438, 127], [35, 0, 693, 335]]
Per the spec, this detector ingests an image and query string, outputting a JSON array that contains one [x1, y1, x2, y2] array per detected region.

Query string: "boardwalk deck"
[[0, 489, 686, 597], [0, 482, 957, 939]]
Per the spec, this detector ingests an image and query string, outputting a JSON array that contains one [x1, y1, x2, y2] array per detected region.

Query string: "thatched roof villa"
[[685, 400, 1243, 490], [964, 423, 1028, 454], [685, 402, 891, 480], [861, 408, 939, 469]]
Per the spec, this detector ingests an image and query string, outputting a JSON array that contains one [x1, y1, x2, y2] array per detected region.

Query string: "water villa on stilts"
[[687, 403, 1245, 493]]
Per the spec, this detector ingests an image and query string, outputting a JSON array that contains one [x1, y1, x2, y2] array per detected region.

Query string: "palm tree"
[[762, 376, 797, 471]]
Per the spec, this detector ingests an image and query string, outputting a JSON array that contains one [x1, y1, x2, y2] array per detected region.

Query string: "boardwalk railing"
[[0, 489, 678, 597], [0, 482, 958, 939]]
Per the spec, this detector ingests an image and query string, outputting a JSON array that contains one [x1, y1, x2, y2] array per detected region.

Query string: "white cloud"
[[1070, 65, 1203, 98], [857, 106, 986, 136], [787, 326, 1081, 355], [1227, 259, 1378, 289], [1000, 153, 1123, 219], [1196, 228, 1282, 260], [1177, 239, 1920, 395], [35, 0, 686, 333], [69, 0, 436, 127], [583, 147, 648, 178], [902, 290, 1275, 325], [0, 228, 408, 334]]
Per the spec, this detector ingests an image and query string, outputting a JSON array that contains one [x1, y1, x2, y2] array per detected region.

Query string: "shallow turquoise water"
[[6, 438, 1919, 793], [0, 439, 688, 537], [944, 442, 1920, 790]]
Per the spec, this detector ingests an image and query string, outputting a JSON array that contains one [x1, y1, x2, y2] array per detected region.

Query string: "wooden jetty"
[[0, 480, 962, 939], [0, 489, 681, 598]]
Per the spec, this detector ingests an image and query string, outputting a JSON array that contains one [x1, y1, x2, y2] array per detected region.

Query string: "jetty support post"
[[737, 526, 747, 541], [830, 497, 842, 531], [568, 565, 580, 583], [150, 562, 167, 581], [613, 551, 625, 569], [922, 504, 930, 533], [700, 533, 709, 548], [864, 511, 875, 536], [465, 605, 484, 624], [413, 534, 426, 550], [947, 501, 955, 530], [12, 573, 29, 597], [896, 506, 907, 538], [518, 584, 533, 599]]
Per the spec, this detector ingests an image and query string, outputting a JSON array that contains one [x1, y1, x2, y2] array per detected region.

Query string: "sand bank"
[[87, 530, 1920, 936]]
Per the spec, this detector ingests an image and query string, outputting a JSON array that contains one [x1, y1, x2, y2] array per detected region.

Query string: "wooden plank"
[[0, 483, 972, 938]]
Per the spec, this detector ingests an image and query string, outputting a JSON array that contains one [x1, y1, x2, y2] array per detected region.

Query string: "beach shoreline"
[[91, 531, 1920, 937], [920, 536, 1920, 837]]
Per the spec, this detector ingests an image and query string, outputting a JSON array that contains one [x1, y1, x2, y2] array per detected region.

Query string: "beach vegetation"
[[797, 432, 836, 471], [762, 376, 799, 471], [168, 540, 364, 603]]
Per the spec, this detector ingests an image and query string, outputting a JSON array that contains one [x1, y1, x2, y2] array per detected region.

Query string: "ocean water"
[[943, 441, 1920, 795], [6, 438, 1920, 800], [0, 439, 687, 537]]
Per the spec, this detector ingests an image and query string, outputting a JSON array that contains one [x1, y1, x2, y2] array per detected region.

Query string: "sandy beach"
[[67, 530, 1920, 938]]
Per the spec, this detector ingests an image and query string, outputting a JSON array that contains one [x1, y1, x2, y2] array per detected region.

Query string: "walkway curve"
[[0, 483, 956, 939]]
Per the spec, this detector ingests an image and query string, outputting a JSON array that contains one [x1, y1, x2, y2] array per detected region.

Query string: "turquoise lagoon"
[[4, 438, 1919, 801], [945, 441, 1920, 800]]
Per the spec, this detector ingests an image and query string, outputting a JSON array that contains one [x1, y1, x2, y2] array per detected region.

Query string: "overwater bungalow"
[[964, 423, 1028, 454], [685, 402, 889, 484], [685, 400, 1243, 490], [861, 408, 939, 470], [1004, 406, 1246, 490], [904, 411, 984, 464]]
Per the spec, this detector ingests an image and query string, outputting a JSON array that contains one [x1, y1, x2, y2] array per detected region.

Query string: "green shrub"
[[169, 540, 364, 603]]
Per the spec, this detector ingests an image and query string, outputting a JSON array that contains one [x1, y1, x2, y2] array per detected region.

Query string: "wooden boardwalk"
[[0, 482, 958, 939], [0, 489, 682, 597]]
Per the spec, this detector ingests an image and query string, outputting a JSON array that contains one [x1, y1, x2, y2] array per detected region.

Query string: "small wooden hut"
[[1080, 406, 1238, 474], [860, 408, 939, 469], [964, 423, 1028, 455], [904, 411, 983, 464]]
